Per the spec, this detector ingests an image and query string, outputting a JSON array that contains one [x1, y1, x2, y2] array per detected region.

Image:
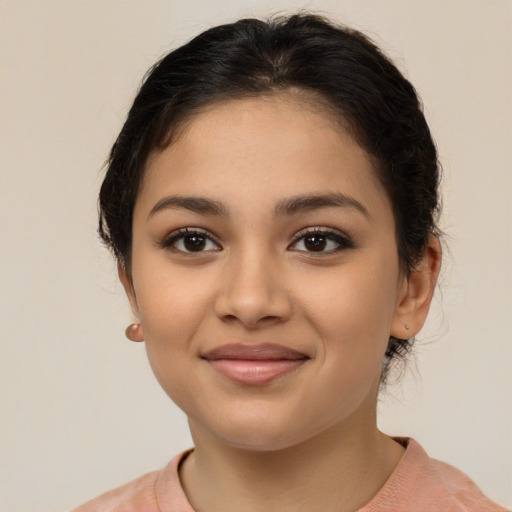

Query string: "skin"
[[120, 93, 441, 512]]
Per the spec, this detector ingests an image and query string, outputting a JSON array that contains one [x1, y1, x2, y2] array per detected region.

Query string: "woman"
[[73, 13, 506, 512]]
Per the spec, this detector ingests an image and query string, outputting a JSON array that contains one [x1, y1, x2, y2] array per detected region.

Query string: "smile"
[[201, 343, 309, 385]]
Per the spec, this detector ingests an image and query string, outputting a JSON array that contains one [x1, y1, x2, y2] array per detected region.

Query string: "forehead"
[[139, 94, 390, 220]]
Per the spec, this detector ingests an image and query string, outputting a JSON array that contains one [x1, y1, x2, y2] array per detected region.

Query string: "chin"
[[192, 406, 333, 453], [217, 427, 306, 452]]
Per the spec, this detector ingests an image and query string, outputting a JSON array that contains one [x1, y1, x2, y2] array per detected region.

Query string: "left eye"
[[161, 229, 220, 253], [290, 230, 353, 253]]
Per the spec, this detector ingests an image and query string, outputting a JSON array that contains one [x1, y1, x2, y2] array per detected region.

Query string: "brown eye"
[[290, 229, 354, 254], [304, 234, 327, 252], [183, 234, 207, 251], [161, 229, 220, 253]]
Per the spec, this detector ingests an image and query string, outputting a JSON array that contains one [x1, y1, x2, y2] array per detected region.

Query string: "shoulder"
[[70, 451, 195, 512], [361, 438, 508, 512], [70, 451, 193, 512], [70, 469, 161, 512], [425, 456, 507, 512]]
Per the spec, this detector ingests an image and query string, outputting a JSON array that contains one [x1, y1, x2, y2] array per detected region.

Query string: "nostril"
[[261, 315, 281, 322], [218, 312, 286, 330]]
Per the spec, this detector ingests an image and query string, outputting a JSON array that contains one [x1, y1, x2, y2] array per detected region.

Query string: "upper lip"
[[201, 343, 309, 361]]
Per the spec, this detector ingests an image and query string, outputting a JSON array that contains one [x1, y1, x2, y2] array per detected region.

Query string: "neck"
[[179, 417, 404, 512]]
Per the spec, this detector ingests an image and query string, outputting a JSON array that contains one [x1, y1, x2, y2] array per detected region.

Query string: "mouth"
[[201, 343, 310, 385]]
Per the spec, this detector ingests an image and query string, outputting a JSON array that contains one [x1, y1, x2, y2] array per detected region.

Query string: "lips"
[[201, 343, 309, 385]]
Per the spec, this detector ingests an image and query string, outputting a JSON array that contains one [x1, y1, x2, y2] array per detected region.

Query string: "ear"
[[118, 263, 141, 321], [391, 236, 442, 339]]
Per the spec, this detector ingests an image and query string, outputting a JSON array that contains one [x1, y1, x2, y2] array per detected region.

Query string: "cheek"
[[292, 262, 399, 425], [131, 259, 213, 376], [299, 256, 400, 361], [132, 245, 210, 333], [137, 277, 210, 411]]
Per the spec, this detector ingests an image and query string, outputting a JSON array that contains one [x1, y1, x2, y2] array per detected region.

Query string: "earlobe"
[[391, 236, 442, 338]]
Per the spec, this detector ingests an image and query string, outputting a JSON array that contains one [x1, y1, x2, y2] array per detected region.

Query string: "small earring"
[[399, 321, 411, 332], [125, 323, 144, 342]]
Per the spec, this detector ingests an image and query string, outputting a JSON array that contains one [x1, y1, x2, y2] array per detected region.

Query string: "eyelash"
[[159, 227, 354, 254], [159, 228, 221, 254], [289, 228, 354, 254]]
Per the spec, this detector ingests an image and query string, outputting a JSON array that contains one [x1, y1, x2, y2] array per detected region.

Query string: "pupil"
[[305, 235, 326, 251], [184, 235, 206, 251]]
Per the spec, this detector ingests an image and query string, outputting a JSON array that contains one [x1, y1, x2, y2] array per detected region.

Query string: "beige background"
[[1, 1, 511, 510]]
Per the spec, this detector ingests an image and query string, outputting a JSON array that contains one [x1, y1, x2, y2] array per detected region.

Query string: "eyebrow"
[[148, 196, 228, 218], [274, 193, 369, 218], [148, 192, 369, 219]]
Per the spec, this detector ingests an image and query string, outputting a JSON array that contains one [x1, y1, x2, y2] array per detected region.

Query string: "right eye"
[[160, 228, 221, 253]]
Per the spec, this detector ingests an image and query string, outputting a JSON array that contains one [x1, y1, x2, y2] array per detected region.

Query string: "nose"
[[213, 248, 293, 329]]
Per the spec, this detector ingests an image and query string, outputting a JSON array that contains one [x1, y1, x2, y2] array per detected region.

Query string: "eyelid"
[[159, 227, 222, 252], [289, 227, 354, 252]]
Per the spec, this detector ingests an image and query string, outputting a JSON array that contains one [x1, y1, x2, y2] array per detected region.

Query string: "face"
[[124, 94, 419, 451]]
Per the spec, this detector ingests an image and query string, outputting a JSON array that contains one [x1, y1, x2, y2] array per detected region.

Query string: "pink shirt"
[[71, 438, 507, 511]]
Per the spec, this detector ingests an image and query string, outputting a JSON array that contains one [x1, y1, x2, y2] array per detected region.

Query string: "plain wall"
[[1, 1, 511, 510]]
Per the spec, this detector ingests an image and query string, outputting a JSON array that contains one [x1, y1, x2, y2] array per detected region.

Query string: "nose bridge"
[[214, 242, 291, 328]]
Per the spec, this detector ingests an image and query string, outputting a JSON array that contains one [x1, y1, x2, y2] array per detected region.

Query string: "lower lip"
[[206, 359, 307, 385]]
